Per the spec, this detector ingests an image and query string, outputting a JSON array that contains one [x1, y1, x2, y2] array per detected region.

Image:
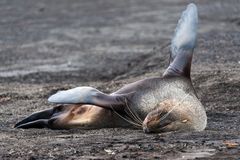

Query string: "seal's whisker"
[[118, 98, 139, 125], [122, 99, 142, 126], [110, 105, 141, 128], [115, 111, 142, 127], [159, 93, 189, 122], [125, 100, 142, 125], [124, 99, 143, 125], [124, 110, 141, 126]]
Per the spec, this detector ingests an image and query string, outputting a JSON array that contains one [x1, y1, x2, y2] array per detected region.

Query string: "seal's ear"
[[163, 3, 198, 79]]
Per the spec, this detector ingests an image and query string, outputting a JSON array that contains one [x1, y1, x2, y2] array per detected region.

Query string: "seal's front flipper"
[[164, 3, 198, 78], [48, 87, 127, 111]]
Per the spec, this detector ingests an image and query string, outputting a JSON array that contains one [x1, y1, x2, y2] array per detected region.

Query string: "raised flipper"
[[163, 3, 198, 78], [48, 86, 130, 111]]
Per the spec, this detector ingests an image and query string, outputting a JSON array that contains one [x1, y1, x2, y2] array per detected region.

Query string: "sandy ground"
[[0, 0, 240, 159]]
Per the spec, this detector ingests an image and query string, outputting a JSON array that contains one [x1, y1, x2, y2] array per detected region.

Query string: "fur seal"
[[15, 3, 207, 133]]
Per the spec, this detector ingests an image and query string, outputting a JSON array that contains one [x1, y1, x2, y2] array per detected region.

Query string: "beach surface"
[[0, 0, 239, 159]]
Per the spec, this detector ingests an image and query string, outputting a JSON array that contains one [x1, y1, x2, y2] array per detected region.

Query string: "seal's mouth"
[[143, 126, 151, 133], [142, 115, 161, 133]]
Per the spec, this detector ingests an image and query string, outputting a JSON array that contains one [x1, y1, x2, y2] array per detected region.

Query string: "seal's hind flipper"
[[15, 119, 49, 129], [48, 87, 126, 111], [14, 109, 54, 128], [164, 3, 198, 78]]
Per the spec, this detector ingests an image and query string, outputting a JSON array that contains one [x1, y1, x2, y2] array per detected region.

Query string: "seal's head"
[[142, 98, 193, 133], [142, 108, 191, 133]]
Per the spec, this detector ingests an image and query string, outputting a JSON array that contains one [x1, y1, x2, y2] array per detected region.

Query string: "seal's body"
[[15, 3, 207, 133], [113, 77, 207, 132]]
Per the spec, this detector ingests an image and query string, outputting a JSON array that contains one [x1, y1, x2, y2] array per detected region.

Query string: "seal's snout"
[[142, 115, 159, 133], [143, 126, 150, 133], [142, 117, 151, 133]]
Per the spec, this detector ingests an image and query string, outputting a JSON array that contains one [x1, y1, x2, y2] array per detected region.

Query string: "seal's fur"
[[15, 3, 207, 133]]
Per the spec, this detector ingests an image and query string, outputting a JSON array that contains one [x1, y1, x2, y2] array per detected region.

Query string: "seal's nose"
[[143, 126, 150, 133]]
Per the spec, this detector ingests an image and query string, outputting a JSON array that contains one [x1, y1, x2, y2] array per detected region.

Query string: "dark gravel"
[[0, 0, 239, 159]]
